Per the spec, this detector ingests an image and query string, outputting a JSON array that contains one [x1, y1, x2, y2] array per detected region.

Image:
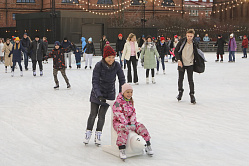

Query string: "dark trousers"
[[23, 48, 29, 69], [32, 60, 43, 71], [53, 68, 69, 85], [178, 65, 194, 94], [217, 54, 223, 60], [126, 56, 138, 83], [157, 56, 165, 71], [87, 102, 109, 131], [243, 48, 247, 57], [146, 69, 155, 78], [12, 60, 22, 72]]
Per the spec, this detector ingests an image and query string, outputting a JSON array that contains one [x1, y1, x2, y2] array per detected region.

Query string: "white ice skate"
[[5, 68, 7, 73], [40, 71, 43, 76], [152, 77, 156, 84], [20, 71, 23, 77], [146, 78, 149, 84], [145, 145, 154, 156], [94, 131, 102, 146], [11, 71, 14, 77], [83, 130, 92, 145], [135, 82, 139, 85], [119, 149, 127, 161], [156, 71, 159, 75], [163, 70, 166, 75]]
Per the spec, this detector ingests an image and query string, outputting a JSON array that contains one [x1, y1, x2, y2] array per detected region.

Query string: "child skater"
[[83, 46, 125, 146], [9, 37, 27, 77], [112, 83, 154, 160], [140, 35, 160, 84], [74, 48, 82, 69], [44, 41, 71, 89]]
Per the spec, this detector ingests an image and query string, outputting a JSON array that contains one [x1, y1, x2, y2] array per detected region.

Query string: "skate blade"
[[95, 143, 101, 147]]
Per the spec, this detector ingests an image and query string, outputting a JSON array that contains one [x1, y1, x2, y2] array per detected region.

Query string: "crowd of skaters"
[[1, 29, 248, 160]]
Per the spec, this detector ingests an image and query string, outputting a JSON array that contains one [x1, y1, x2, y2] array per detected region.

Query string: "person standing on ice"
[[116, 34, 126, 69], [213, 35, 227, 62], [122, 33, 140, 85], [83, 46, 125, 146], [83, 37, 95, 69], [175, 29, 199, 104], [9, 37, 27, 77], [112, 83, 153, 160], [228, 33, 237, 62], [140, 35, 160, 84], [61, 37, 72, 68], [156, 37, 169, 75], [242, 35, 248, 58], [44, 41, 71, 89], [2, 38, 13, 73], [81, 37, 86, 62]]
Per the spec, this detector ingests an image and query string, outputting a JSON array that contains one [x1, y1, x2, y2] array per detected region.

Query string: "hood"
[[81, 37, 85, 42]]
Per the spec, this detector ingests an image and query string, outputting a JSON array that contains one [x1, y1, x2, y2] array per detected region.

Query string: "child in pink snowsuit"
[[112, 83, 153, 158]]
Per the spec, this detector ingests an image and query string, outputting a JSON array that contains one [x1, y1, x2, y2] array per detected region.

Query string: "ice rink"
[[1, 52, 249, 166]]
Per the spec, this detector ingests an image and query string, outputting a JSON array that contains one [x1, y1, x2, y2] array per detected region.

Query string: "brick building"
[[0, 0, 184, 28]]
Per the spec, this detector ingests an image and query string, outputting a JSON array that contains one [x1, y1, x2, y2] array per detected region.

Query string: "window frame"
[[16, 0, 36, 3]]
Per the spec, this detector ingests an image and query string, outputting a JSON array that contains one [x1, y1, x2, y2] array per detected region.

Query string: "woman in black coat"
[[214, 35, 227, 62], [29, 36, 46, 76], [84, 46, 125, 146]]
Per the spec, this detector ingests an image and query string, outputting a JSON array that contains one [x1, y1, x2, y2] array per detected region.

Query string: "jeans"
[[12, 60, 22, 72], [126, 56, 138, 83], [118, 51, 126, 67], [243, 48, 247, 57], [53, 68, 69, 85], [32, 60, 43, 71], [23, 49, 29, 69], [64, 52, 72, 67], [157, 56, 165, 71], [87, 102, 109, 131], [178, 65, 194, 94], [229, 51, 235, 61]]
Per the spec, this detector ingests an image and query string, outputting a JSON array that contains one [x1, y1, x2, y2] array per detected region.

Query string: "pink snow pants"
[[113, 122, 151, 147]]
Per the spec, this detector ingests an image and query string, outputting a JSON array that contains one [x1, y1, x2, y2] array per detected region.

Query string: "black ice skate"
[[220, 59, 223, 62], [85, 66, 87, 69], [190, 94, 196, 104], [54, 85, 59, 89], [67, 84, 71, 89], [215, 59, 219, 62], [177, 90, 184, 101]]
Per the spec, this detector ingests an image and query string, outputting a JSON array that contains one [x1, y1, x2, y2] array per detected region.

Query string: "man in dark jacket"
[[116, 33, 126, 68], [100, 35, 108, 57], [156, 37, 169, 74], [29, 36, 46, 76], [61, 37, 72, 68], [213, 35, 227, 62], [21, 33, 31, 70], [175, 29, 199, 104]]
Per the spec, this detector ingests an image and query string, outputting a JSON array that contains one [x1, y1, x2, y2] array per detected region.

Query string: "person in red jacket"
[[242, 35, 248, 58]]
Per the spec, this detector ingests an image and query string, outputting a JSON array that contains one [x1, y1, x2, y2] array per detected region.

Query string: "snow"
[[0, 52, 249, 166]]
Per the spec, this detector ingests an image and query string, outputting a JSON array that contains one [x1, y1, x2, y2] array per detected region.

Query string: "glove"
[[98, 96, 106, 103]]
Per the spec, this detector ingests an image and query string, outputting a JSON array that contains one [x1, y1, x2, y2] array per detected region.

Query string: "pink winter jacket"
[[112, 93, 137, 127]]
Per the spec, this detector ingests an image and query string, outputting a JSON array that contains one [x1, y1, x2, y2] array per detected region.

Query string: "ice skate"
[[94, 131, 102, 146], [5, 68, 7, 73], [215, 59, 219, 62], [20, 71, 23, 77], [40, 71, 43, 76], [85, 66, 87, 69], [156, 71, 159, 75], [135, 82, 139, 85], [220, 59, 223, 62], [67, 83, 71, 89], [190, 94, 196, 104], [119, 149, 127, 161], [145, 145, 154, 156], [54, 84, 59, 90], [11, 71, 14, 77], [83, 130, 92, 145], [177, 90, 184, 101], [69, 66, 72, 69], [90, 66, 92, 69], [163, 70, 166, 75], [33, 71, 36, 76], [146, 77, 149, 84], [152, 77, 156, 84]]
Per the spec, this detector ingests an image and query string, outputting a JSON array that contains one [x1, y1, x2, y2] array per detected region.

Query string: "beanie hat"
[[35, 35, 40, 38], [64, 37, 68, 40], [88, 37, 92, 42], [106, 41, 110, 44], [24, 33, 28, 36], [14, 37, 20, 41], [152, 37, 155, 40], [54, 41, 60, 46], [244, 35, 247, 37], [230, 34, 234, 37], [218, 35, 221, 37], [174, 35, 178, 38], [122, 83, 133, 95], [103, 46, 115, 59], [160, 37, 165, 41], [118, 34, 123, 37]]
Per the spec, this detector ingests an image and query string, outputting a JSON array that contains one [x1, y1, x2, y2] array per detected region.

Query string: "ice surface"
[[1, 52, 249, 166]]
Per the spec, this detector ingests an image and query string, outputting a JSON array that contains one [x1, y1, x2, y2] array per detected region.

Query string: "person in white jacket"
[[121, 33, 140, 85]]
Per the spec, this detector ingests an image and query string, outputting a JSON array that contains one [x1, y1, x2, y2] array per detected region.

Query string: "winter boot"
[[119, 149, 127, 160], [40, 70, 43, 76], [67, 83, 71, 89], [11, 71, 14, 77], [33, 71, 36, 76], [146, 77, 149, 84], [177, 90, 184, 101], [190, 94, 196, 104], [20, 71, 23, 77], [145, 145, 154, 156], [83, 130, 92, 145], [54, 84, 59, 89], [152, 77, 156, 84], [94, 131, 102, 146]]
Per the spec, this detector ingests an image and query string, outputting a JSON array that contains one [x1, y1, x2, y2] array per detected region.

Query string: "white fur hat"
[[230, 33, 234, 37]]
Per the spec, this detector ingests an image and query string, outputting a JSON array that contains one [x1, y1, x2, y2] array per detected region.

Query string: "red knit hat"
[[118, 34, 123, 37], [174, 35, 178, 38], [244, 35, 247, 37], [103, 46, 115, 59], [106, 41, 110, 44], [160, 37, 165, 41]]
